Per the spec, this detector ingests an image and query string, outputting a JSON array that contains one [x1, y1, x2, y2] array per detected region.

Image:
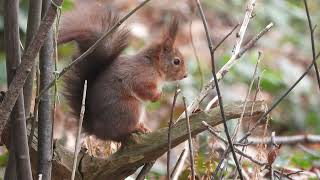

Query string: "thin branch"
[[195, 0, 243, 178], [0, 0, 64, 136], [71, 80, 87, 180], [28, 66, 40, 146], [232, 52, 262, 141], [167, 86, 180, 180], [250, 71, 263, 118], [238, 52, 320, 144], [245, 134, 320, 145], [36, 0, 153, 100], [213, 24, 239, 52], [232, 52, 262, 180], [177, 22, 272, 121], [237, 23, 273, 58], [202, 121, 267, 166], [203, 25, 240, 112], [183, 97, 195, 180], [270, 132, 276, 180], [170, 149, 186, 179], [204, 96, 218, 111], [136, 161, 155, 180], [173, 13, 271, 180], [303, 0, 320, 91], [212, 148, 229, 179]]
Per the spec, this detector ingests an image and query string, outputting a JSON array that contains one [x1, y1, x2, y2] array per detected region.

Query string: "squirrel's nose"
[[183, 74, 188, 78]]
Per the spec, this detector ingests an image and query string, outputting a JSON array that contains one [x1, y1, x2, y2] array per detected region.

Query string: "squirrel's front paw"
[[135, 123, 151, 134], [151, 91, 162, 102]]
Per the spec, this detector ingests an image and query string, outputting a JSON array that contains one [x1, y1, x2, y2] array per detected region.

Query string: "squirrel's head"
[[157, 17, 187, 81]]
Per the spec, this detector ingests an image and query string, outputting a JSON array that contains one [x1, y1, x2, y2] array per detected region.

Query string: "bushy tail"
[[59, 3, 129, 118]]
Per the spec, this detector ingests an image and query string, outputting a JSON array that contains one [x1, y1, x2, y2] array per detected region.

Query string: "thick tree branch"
[[27, 101, 266, 180]]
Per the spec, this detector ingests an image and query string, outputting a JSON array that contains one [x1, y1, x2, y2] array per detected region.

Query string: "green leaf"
[[62, 0, 74, 12], [0, 151, 9, 167], [290, 151, 320, 169], [260, 69, 284, 92], [306, 111, 320, 134]]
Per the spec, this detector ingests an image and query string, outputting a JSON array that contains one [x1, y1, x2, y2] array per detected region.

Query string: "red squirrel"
[[58, 3, 187, 142]]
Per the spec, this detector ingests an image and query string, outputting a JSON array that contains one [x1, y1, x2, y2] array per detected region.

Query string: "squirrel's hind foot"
[[119, 123, 150, 150], [134, 123, 151, 134]]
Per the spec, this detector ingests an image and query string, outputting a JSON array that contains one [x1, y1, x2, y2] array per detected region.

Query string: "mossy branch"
[[29, 101, 266, 180]]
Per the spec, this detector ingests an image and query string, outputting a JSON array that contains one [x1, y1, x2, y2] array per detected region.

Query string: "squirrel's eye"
[[173, 58, 181, 65]]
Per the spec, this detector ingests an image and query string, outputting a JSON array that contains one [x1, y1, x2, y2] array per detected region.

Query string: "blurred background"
[[0, 0, 319, 179]]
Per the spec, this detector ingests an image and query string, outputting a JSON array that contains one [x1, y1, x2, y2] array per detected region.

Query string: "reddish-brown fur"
[[59, 3, 187, 142]]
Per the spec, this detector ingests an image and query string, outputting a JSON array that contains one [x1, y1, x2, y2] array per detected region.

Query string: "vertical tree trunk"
[[37, 0, 54, 179], [4, 0, 33, 180], [4, 135, 17, 180], [24, 0, 43, 118]]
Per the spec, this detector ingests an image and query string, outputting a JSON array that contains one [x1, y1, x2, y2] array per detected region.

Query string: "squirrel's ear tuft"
[[168, 16, 179, 41], [162, 16, 180, 51]]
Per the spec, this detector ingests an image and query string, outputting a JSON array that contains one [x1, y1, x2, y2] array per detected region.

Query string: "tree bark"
[[23, 0, 43, 118], [4, 0, 33, 179], [37, 0, 54, 179]]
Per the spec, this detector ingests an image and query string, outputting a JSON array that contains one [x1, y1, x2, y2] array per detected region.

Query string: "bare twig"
[[213, 24, 239, 52], [37, 0, 153, 100], [28, 66, 40, 146], [202, 121, 267, 166], [250, 71, 263, 118], [170, 149, 186, 179], [303, 0, 320, 91], [232, 51, 262, 140], [204, 96, 218, 111], [245, 134, 320, 145], [195, 0, 244, 178], [38, 174, 43, 180], [71, 80, 88, 180], [174, 11, 271, 180], [212, 149, 229, 179], [177, 22, 272, 122], [0, 0, 64, 135], [183, 97, 195, 180], [232, 52, 262, 180], [167, 86, 181, 180], [52, 0, 61, 167], [204, 25, 239, 112], [136, 161, 155, 180], [270, 132, 276, 180]]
